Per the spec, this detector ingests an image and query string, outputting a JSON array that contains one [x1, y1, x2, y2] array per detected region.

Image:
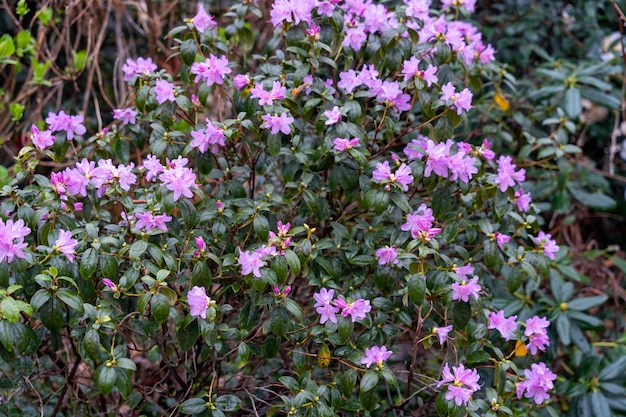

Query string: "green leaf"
[[56, 289, 84, 314], [0, 298, 20, 322], [177, 318, 199, 351], [568, 295, 607, 311], [129, 240, 148, 259], [268, 134, 281, 156], [408, 274, 425, 306], [270, 305, 289, 337], [452, 301, 471, 329], [283, 249, 301, 276], [569, 187, 616, 210], [598, 356, 626, 381], [466, 350, 491, 364], [360, 370, 379, 392], [563, 87, 582, 118], [339, 368, 357, 396], [215, 395, 242, 412], [40, 297, 64, 331], [484, 240, 503, 271], [0, 320, 14, 351], [590, 392, 611, 417], [116, 358, 137, 371], [556, 314, 571, 345], [96, 365, 117, 395], [254, 215, 270, 242], [180, 39, 198, 66], [0, 34, 15, 58], [338, 317, 354, 343], [84, 328, 101, 361], [80, 248, 99, 280], [432, 186, 451, 219], [151, 293, 171, 323]]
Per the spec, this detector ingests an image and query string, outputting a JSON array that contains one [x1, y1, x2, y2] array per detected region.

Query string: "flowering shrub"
[[1, 1, 625, 417]]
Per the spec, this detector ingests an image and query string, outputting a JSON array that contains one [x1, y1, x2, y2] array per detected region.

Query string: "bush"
[[0, 1, 625, 417]]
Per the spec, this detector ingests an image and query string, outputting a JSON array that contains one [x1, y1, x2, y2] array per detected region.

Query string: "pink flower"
[[488, 310, 518, 340], [250, 81, 286, 106], [190, 54, 231, 86], [238, 249, 266, 277], [524, 316, 550, 354], [440, 82, 473, 115], [154, 79, 176, 104], [531, 231, 559, 260], [233, 74, 250, 90], [112, 108, 138, 125], [438, 363, 481, 406], [401, 57, 438, 86], [361, 346, 393, 368], [516, 362, 557, 405], [454, 263, 474, 279], [195, 236, 206, 251], [494, 231, 511, 248], [433, 325, 453, 345], [477, 138, 495, 160], [269, 0, 315, 27], [376, 245, 399, 265], [45, 111, 86, 140], [261, 112, 294, 135], [323, 106, 342, 125], [515, 188, 532, 212], [54, 229, 78, 262], [160, 165, 197, 201], [30, 125, 55, 150], [494, 155, 525, 192], [451, 276, 481, 302], [142, 155, 164, 182], [338, 70, 362, 93], [401, 203, 437, 238], [333, 137, 360, 151], [314, 288, 340, 324], [188, 286, 210, 318], [121, 57, 157, 81], [190, 120, 226, 154], [372, 161, 414, 192], [334, 297, 371, 322], [134, 212, 172, 231], [0, 219, 30, 263], [192, 4, 217, 33], [102, 278, 116, 289]]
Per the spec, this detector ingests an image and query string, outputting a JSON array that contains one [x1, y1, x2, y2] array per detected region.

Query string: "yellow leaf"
[[514, 339, 528, 357], [318, 343, 331, 367], [494, 92, 510, 112]]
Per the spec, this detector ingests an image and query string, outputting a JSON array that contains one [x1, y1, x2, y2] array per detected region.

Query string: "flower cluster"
[[404, 136, 479, 183], [524, 315, 551, 354], [516, 362, 557, 405], [438, 363, 481, 406], [313, 288, 372, 324]]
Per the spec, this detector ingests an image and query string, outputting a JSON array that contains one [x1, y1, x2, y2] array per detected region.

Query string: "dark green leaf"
[[96, 365, 117, 395], [215, 394, 242, 412], [452, 301, 471, 329], [151, 293, 171, 323], [180, 398, 208, 415], [360, 370, 379, 392], [80, 248, 99, 280]]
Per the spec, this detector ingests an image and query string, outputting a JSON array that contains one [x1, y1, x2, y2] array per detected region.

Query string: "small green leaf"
[[452, 301, 471, 329], [96, 365, 117, 395], [180, 39, 198, 66], [215, 394, 242, 412], [283, 249, 301, 276], [408, 274, 425, 306], [129, 240, 148, 259], [80, 248, 99, 280], [180, 398, 208, 415], [360, 370, 379, 392], [568, 295, 608, 311], [253, 215, 270, 242], [563, 87, 582, 118], [151, 293, 171, 323], [56, 288, 84, 314], [270, 305, 289, 337]]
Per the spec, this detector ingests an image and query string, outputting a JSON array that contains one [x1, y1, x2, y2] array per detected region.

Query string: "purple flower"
[[0, 219, 30, 263], [190, 120, 226, 154], [269, 0, 315, 27], [438, 363, 481, 406], [451, 275, 481, 302], [402, 57, 438, 87], [192, 4, 217, 33], [121, 57, 157, 81], [188, 286, 210, 319], [333, 137, 360, 151], [54, 229, 78, 262], [261, 112, 294, 135], [334, 297, 371, 322], [92, 159, 137, 197], [372, 161, 414, 192], [531, 231, 559, 260], [195, 236, 206, 252], [338, 70, 362, 93], [190, 54, 231, 86], [440, 82, 473, 115], [323, 106, 342, 125], [134, 212, 172, 231], [488, 310, 518, 340], [102, 278, 116, 289], [494, 155, 525, 192], [401, 203, 436, 238], [524, 315, 550, 354], [112, 108, 138, 125], [515, 188, 532, 212], [238, 249, 266, 277], [250, 81, 286, 106], [160, 164, 197, 201], [433, 325, 453, 345], [314, 288, 340, 324], [361, 346, 393, 368], [233, 74, 250, 90], [30, 125, 55, 150], [494, 231, 511, 248], [376, 245, 399, 266], [154, 79, 176, 104], [45, 111, 86, 140], [142, 155, 164, 182], [343, 26, 367, 51], [516, 362, 557, 405]]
